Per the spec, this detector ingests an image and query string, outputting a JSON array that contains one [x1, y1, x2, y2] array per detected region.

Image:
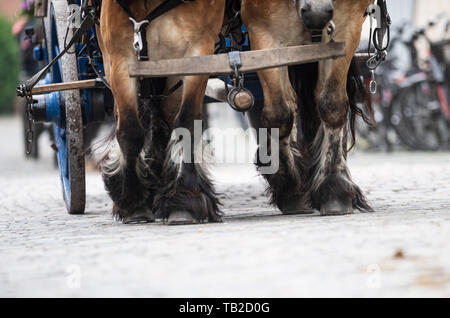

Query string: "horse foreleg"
[[241, 0, 311, 214], [309, 0, 373, 215], [310, 64, 372, 215], [254, 68, 311, 214], [101, 60, 154, 223], [154, 75, 221, 225]]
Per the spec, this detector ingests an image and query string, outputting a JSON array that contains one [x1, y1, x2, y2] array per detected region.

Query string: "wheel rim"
[[47, 0, 86, 214]]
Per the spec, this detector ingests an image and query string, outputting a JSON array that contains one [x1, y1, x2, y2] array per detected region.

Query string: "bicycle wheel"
[[401, 81, 448, 151], [391, 81, 448, 151], [390, 85, 421, 149]]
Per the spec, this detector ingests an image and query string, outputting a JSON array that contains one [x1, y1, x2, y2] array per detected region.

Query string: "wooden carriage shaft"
[[30, 76, 229, 98], [31, 79, 100, 95], [129, 42, 346, 78], [31, 77, 231, 103], [31, 43, 350, 98]]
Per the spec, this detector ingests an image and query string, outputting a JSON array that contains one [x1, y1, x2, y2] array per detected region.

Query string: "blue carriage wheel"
[[45, 0, 86, 214]]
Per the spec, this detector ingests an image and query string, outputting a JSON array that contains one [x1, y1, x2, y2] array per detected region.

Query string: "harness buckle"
[[366, 51, 386, 94], [367, 50, 387, 70], [327, 20, 336, 42], [129, 17, 149, 60], [366, 4, 381, 26], [228, 51, 244, 87], [228, 51, 242, 69]]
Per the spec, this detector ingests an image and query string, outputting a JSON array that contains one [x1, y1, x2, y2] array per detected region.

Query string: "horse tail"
[[346, 60, 375, 152], [137, 77, 170, 181], [289, 62, 320, 151], [289, 59, 375, 154]]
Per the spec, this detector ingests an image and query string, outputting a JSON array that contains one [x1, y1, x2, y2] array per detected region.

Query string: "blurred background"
[[358, 0, 450, 151], [0, 0, 22, 116]]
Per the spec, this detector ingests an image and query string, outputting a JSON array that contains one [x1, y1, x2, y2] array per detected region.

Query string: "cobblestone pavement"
[[0, 116, 449, 298]]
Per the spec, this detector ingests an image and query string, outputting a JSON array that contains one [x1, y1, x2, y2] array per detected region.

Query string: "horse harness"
[[114, 0, 391, 104], [116, 0, 254, 110], [365, 0, 392, 93], [115, 0, 196, 103], [115, 0, 195, 61], [309, 1, 391, 94]]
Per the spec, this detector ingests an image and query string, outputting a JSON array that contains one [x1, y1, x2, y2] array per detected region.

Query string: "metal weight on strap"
[[226, 51, 254, 112], [227, 86, 254, 112]]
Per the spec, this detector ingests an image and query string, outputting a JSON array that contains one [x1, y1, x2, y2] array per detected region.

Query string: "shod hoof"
[[122, 208, 155, 224], [320, 199, 353, 216], [280, 195, 315, 215], [166, 211, 201, 226]]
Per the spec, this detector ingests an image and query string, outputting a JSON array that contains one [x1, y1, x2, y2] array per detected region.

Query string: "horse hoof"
[[320, 200, 353, 216], [280, 195, 315, 215], [166, 211, 200, 226], [122, 208, 155, 224]]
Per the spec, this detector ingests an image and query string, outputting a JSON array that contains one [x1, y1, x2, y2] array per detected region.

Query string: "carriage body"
[[30, 0, 111, 214]]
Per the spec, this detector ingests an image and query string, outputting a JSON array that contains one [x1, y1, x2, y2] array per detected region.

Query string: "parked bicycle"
[[356, 17, 450, 151], [391, 18, 450, 150]]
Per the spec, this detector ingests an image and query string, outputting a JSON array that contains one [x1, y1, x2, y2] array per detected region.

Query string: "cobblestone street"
[[0, 116, 449, 297]]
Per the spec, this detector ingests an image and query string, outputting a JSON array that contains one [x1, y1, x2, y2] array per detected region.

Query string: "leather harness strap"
[[364, 0, 391, 93], [115, 0, 195, 101], [116, 0, 194, 61]]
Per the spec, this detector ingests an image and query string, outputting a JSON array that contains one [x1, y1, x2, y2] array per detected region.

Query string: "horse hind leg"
[[101, 61, 155, 223], [254, 69, 312, 214], [153, 75, 222, 225], [241, 0, 312, 214], [139, 78, 172, 210]]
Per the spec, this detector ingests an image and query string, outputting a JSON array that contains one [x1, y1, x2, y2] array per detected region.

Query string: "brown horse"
[[98, 0, 226, 224], [241, 0, 374, 215], [98, 0, 374, 224]]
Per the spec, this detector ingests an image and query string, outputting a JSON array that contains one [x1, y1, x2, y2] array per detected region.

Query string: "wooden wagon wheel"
[[44, 0, 86, 214]]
